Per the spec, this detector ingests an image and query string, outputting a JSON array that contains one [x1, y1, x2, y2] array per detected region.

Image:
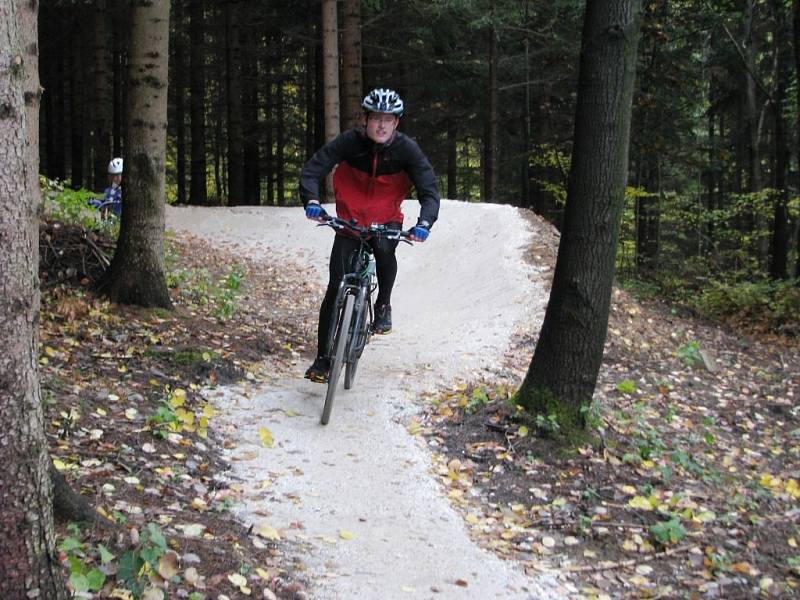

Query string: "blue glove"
[[305, 202, 325, 220], [409, 225, 429, 242]]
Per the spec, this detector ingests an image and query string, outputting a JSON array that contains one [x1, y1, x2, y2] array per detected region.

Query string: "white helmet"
[[108, 157, 123, 175], [361, 88, 404, 116]]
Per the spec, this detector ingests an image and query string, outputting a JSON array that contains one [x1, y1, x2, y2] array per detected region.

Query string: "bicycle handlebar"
[[316, 215, 413, 242]]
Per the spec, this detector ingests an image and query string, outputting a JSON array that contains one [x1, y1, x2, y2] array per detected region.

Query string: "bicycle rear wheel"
[[321, 294, 355, 425]]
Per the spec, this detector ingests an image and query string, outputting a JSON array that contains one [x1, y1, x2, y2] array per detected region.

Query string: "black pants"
[[316, 227, 400, 358]]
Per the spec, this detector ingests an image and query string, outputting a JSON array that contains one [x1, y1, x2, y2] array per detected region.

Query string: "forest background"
[[5, 0, 799, 597], [39, 0, 800, 330]]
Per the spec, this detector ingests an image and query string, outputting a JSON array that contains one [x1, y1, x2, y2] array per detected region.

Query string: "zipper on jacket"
[[371, 151, 378, 178]]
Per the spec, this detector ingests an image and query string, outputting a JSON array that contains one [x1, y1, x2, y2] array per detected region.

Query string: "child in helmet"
[[89, 158, 124, 217], [299, 88, 440, 383]]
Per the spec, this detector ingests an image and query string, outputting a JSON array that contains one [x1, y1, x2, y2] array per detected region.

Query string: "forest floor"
[[39, 213, 799, 599]]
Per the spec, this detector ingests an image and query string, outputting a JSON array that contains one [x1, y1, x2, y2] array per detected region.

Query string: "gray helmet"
[[361, 88, 404, 116]]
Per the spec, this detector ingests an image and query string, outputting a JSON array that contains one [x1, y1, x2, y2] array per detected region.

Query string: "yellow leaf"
[[628, 496, 655, 510], [465, 514, 479, 525], [621, 485, 637, 495], [339, 529, 354, 540], [228, 573, 248, 588], [259, 427, 274, 448], [731, 562, 754, 575], [44, 346, 57, 357], [198, 428, 208, 439], [52, 459, 77, 471], [96, 408, 107, 417], [788, 537, 797, 548], [203, 404, 215, 418], [518, 425, 529, 437], [253, 522, 280, 540], [694, 510, 716, 523], [170, 389, 186, 408]]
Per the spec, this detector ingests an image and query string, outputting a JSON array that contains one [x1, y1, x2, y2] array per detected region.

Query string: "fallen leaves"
[[418, 285, 800, 598], [258, 427, 275, 448]]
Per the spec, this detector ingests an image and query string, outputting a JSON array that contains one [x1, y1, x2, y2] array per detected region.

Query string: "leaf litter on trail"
[[418, 286, 800, 598], [40, 228, 316, 599]]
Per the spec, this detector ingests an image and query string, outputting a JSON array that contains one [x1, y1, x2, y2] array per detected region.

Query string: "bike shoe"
[[304, 357, 330, 383], [373, 303, 392, 334]]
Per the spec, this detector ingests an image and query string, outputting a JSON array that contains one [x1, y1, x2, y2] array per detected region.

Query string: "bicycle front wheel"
[[344, 298, 370, 389], [321, 294, 355, 425]]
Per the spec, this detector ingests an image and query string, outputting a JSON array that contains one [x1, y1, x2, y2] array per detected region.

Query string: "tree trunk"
[[483, 7, 498, 203], [314, 38, 325, 150], [769, 0, 790, 279], [93, 0, 112, 191], [276, 55, 286, 206], [53, 49, 67, 180], [189, 0, 207, 205], [321, 0, 340, 145], [99, 0, 171, 308], [305, 40, 316, 161], [265, 67, 274, 205], [744, 0, 762, 192], [70, 15, 86, 189], [112, 2, 127, 158], [321, 0, 338, 202], [794, 0, 800, 278], [242, 2, 260, 205], [447, 116, 457, 199], [173, 0, 187, 205], [0, 1, 67, 596], [225, 0, 244, 206], [341, 0, 362, 129], [213, 42, 224, 204], [516, 0, 643, 432]]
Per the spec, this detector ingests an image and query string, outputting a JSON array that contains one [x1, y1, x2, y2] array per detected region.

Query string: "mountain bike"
[[317, 216, 411, 425]]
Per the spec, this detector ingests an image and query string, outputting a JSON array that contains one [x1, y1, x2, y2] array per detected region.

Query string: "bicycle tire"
[[344, 297, 370, 389], [321, 294, 355, 425]]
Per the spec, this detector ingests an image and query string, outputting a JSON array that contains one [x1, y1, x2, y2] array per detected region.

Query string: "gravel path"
[[166, 200, 564, 599]]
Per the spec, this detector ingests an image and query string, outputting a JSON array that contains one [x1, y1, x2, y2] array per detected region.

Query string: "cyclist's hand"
[[305, 201, 327, 221], [408, 223, 430, 242]]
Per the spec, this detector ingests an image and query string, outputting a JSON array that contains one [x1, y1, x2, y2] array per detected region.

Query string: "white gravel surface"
[[166, 201, 565, 599]]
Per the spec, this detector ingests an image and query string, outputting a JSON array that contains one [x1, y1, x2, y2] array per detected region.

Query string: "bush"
[[690, 279, 800, 334], [40, 177, 115, 234]]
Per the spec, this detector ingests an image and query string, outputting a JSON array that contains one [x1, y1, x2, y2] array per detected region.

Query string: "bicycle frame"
[[316, 215, 410, 424], [324, 236, 376, 362]]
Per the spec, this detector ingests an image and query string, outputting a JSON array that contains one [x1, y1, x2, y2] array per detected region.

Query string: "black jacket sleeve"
[[299, 130, 355, 206], [402, 136, 440, 228]]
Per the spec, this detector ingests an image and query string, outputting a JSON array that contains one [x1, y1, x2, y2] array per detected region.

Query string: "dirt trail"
[[166, 201, 564, 599]]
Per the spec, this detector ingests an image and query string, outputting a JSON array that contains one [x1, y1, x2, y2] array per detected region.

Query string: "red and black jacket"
[[299, 128, 440, 228]]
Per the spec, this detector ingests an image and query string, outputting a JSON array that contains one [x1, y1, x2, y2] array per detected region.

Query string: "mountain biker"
[[89, 157, 123, 217], [299, 88, 441, 383]]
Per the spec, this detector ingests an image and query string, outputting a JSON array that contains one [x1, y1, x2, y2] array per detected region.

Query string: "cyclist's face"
[[109, 174, 122, 187], [363, 112, 399, 144]]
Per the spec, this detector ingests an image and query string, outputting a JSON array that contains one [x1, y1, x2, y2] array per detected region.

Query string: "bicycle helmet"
[[108, 157, 123, 175], [361, 88, 404, 116]]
